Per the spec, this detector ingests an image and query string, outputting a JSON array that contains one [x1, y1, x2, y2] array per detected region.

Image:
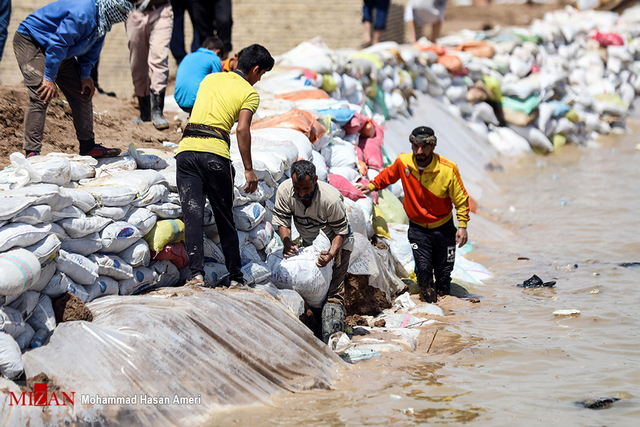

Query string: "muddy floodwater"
[[209, 124, 640, 426]]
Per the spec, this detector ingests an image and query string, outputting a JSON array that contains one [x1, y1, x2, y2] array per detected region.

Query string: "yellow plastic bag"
[[144, 219, 185, 253], [372, 205, 391, 240]]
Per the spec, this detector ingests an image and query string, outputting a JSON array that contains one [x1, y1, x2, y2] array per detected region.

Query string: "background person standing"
[[362, 0, 390, 47], [191, 0, 232, 58], [127, 0, 173, 129]]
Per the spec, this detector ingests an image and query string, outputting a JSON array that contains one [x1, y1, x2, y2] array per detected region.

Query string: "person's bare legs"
[[431, 21, 442, 42], [362, 21, 372, 46], [372, 29, 383, 45], [407, 19, 417, 43]]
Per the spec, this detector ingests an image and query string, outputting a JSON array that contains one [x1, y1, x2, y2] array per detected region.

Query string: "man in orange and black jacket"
[[357, 126, 470, 303]]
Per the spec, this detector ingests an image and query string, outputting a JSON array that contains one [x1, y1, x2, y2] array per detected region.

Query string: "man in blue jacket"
[[13, 0, 133, 158], [174, 35, 223, 114]]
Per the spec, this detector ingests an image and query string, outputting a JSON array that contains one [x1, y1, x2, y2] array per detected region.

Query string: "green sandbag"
[[501, 94, 539, 115], [378, 189, 408, 225]]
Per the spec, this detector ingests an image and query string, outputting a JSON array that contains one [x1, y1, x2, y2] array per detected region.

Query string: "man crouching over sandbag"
[[272, 160, 354, 343]]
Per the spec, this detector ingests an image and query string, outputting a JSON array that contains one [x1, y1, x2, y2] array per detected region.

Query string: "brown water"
[[209, 129, 640, 426]]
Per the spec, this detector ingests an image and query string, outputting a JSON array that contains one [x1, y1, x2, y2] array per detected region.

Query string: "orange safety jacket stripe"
[[369, 153, 470, 229]]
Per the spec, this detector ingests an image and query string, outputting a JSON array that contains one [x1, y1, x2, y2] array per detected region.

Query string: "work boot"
[[151, 90, 169, 130], [133, 95, 151, 125], [321, 303, 344, 344]]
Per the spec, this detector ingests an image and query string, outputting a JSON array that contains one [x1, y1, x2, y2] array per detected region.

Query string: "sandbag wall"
[[262, 6, 640, 157]]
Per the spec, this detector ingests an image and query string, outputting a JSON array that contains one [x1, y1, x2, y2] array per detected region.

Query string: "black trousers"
[[407, 218, 457, 301], [170, 0, 200, 64], [191, 0, 232, 53], [176, 151, 243, 282]]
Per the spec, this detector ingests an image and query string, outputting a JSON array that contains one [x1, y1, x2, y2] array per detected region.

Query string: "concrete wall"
[[0, 0, 411, 98]]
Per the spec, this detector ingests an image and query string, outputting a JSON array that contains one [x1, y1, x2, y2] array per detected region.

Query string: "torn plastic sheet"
[[4, 287, 342, 426]]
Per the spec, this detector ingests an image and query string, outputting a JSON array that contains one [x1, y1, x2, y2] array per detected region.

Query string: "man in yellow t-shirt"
[[176, 44, 274, 287]]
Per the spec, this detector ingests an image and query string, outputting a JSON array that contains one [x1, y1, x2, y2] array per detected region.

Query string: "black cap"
[[411, 126, 435, 138]]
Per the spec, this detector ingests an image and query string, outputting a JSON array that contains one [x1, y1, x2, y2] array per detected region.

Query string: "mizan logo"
[[9, 383, 75, 407]]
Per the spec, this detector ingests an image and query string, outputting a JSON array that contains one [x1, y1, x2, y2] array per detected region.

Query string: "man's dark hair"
[[291, 160, 316, 181], [236, 44, 274, 74], [201, 36, 224, 52]]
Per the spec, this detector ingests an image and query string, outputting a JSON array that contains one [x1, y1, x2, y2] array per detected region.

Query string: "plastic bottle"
[[30, 329, 48, 348]]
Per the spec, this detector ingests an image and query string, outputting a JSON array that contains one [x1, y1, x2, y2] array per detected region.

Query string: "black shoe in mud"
[[420, 286, 437, 303], [517, 274, 556, 288]]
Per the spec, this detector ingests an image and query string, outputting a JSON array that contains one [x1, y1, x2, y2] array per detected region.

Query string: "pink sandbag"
[[343, 112, 369, 135], [328, 174, 365, 201], [358, 120, 385, 170], [151, 242, 187, 269], [592, 31, 623, 47], [356, 177, 378, 204], [355, 145, 365, 162]]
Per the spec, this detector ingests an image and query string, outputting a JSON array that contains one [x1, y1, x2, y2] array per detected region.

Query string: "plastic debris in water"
[[575, 397, 620, 410], [553, 309, 580, 316], [516, 274, 556, 288], [560, 198, 567, 205], [556, 264, 578, 271]]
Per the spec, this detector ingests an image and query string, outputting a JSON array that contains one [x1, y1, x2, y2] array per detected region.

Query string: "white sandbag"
[[67, 282, 90, 302], [344, 198, 368, 237], [0, 196, 35, 221], [0, 248, 42, 296], [0, 183, 60, 207], [26, 234, 61, 264], [31, 261, 56, 292], [42, 272, 74, 299], [58, 216, 111, 240], [203, 262, 229, 286], [328, 166, 361, 183], [472, 102, 500, 126], [28, 155, 71, 186], [387, 224, 416, 277], [240, 241, 262, 264], [133, 184, 169, 207], [125, 207, 157, 236], [242, 260, 271, 285], [119, 267, 157, 295], [94, 155, 137, 178], [487, 126, 533, 157], [254, 128, 313, 161], [100, 221, 143, 253], [15, 322, 35, 351], [159, 164, 177, 191], [203, 237, 225, 264], [8, 291, 40, 320], [248, 221, 274, 251], [311, 150, 329, 182], [118, 239, 151, 267], [90, 204, 131, 221], [150, 260, 181, 288], [87, 185, 137, 207], [89, 253, 134, 280], [66, 156, 97, 181], [445, 84, 468, 103], [267, 232, 333, 308], [52, 205, 86, 221], [0, 223, 52, 252], [60, 232, 103, 256], [233, 202, 266, 232], [0, 307, 26, 338], [56, 249, 100, 285], [146, 202, 182, 219], [61, 187, 96, 212], [85, 276, 120, 303], [321, 139, 358, 169], [508, 125, 554, 153], [10, 204, 52, 225], [233, 182, 275, 207], [0, 332, 24, 380], [26, 294, 56, 332]]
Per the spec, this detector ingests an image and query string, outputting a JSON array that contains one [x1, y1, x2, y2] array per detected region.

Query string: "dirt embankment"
[[0, 85, 182, 168]]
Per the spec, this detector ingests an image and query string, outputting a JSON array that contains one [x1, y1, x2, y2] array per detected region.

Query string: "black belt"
[[182, 123, 230, 146]]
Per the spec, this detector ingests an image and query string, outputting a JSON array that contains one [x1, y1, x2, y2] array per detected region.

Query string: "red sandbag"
[[343, 112, 369, 134], [328, 174, 365, 201], [592, 31, 623, 47], [275, 89, 330, 101], [251, 108, 324, 143], [358, 120, 385, 170], [151, 242, 187, 269]]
